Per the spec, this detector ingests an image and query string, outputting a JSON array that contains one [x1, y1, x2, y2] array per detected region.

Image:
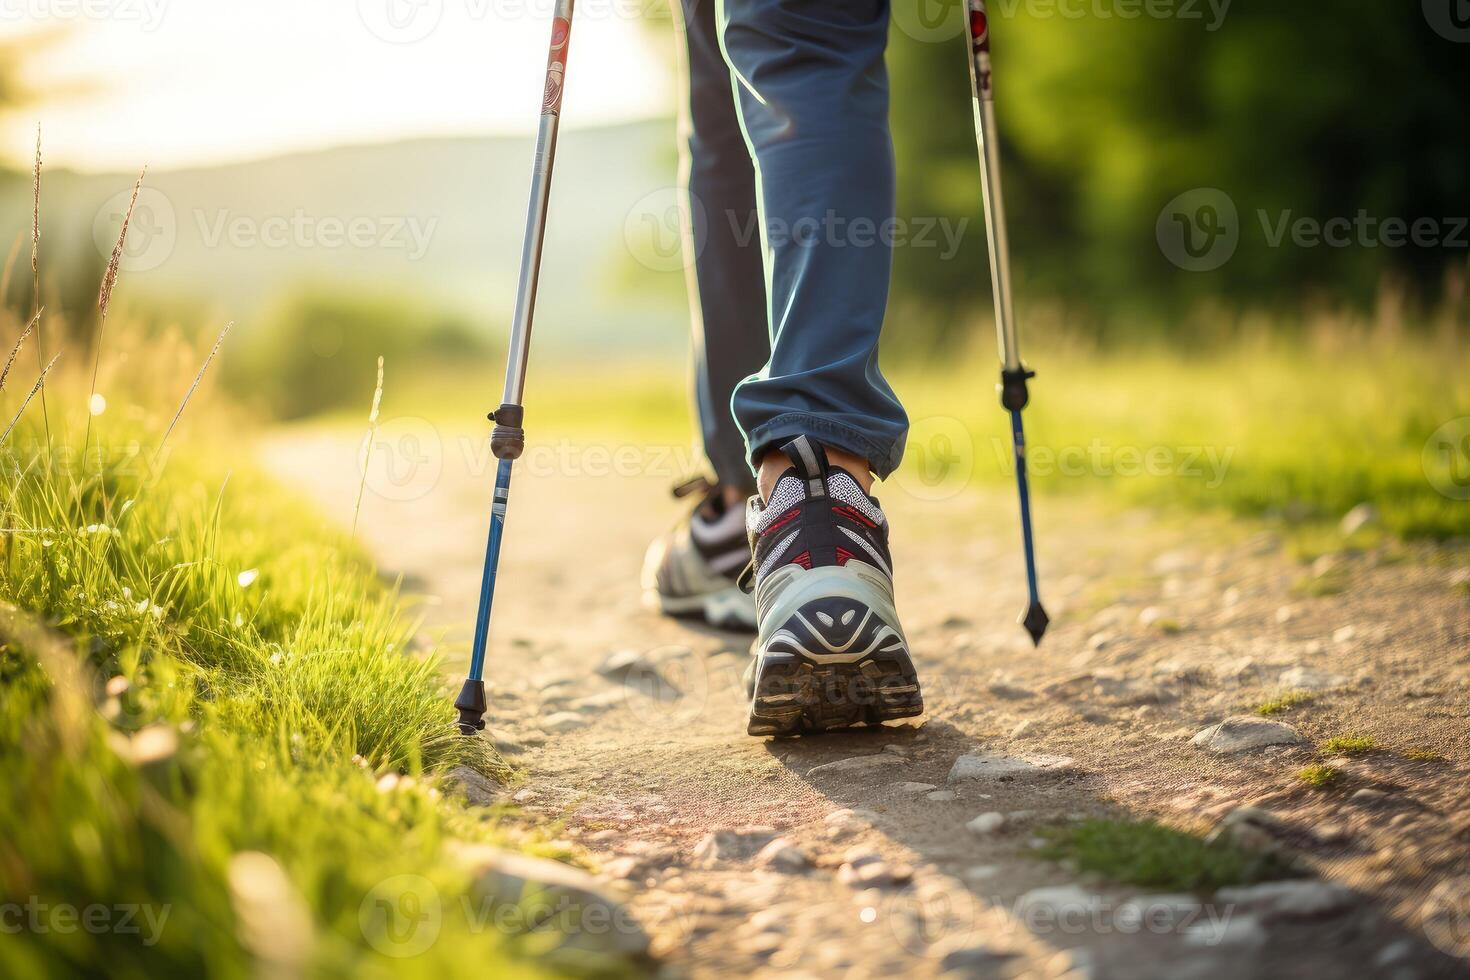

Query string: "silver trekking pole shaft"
[[456, 0, 575, 735], [963, 0, 1049, 645]]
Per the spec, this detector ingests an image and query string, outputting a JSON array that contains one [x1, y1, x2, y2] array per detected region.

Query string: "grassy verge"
[[1033, 818, 1295, 892], [0, 347, 604, 976], [388, 312, 1467, 541]]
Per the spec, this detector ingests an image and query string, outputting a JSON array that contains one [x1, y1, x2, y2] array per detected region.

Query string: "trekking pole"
[[963, 0, 1048, 645], [455, 0, 575, 734]]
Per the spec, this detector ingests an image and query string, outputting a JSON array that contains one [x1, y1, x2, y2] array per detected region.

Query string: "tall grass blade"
[[1, 351, 61, 444], [85, 165, 146, 459], [160, 320, 232, 450], [1, 308, 41, 394], [31, 124, 49, 442], [351, 356, 385, 539]]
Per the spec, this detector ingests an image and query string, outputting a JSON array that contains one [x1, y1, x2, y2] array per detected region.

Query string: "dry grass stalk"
[[352, 356, 386, 538], [160, 321, 232, 450], [2, 351, 61, 444], [0, 308, 42, 394], [86, 166, 147, 456], [31, 124, 49, 440]]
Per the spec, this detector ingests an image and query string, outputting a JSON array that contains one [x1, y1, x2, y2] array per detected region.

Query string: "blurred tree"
[[887, 0, 1470, 337]]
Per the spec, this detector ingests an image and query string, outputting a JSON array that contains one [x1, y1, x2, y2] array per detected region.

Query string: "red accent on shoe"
[[792, 550, 812, 570], [765, 508, 801, 534], [835, 546, 854, 566], [832, 505, 877, 528]]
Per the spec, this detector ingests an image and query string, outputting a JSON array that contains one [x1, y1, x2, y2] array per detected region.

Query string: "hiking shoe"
[[743, 436, 923, 737], [642, 477, 758, 631]]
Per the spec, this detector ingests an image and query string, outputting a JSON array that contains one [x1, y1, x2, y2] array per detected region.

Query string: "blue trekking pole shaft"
[[964, 0, 1049, 645], [456, 0, 575, 734]]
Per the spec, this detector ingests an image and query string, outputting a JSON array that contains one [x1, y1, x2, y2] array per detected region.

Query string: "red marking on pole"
[[970, 8, 989, 49]]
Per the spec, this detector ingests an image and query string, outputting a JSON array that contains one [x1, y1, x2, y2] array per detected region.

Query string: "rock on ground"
[[1191, 716, 1305, 753], [948, 752, 1074, 782], [1214, 880, 1357, 920], [453, 843, 650, 958]]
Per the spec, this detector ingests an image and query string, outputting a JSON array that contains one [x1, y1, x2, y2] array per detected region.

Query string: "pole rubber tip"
[[454, 678, 488, 735], [1020, 602, 1050, 646]]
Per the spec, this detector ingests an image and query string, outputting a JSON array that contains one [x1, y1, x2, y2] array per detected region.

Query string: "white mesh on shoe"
[[749, 474, 805, 536], [757, 529, 799, 579], [839, 525, 892, 578], [826, 471, 885, 525]]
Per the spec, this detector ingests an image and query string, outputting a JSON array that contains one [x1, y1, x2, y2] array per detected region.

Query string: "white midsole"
[[754, 562, 905, 663]]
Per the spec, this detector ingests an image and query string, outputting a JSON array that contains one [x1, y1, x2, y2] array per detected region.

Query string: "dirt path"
[[263, 421, 1470, 979]]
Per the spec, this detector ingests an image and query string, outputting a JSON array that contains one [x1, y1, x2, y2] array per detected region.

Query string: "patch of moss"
[[1320, 734, 1375, 755], [1255, 690, 1314, 716], [1405, 748, 1444, 761], [1032, 818, 1295, 893], [1296, 764, 1341, 787]]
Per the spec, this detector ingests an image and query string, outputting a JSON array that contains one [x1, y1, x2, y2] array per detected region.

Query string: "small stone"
[[1191, 716, 1305, 754], [540, 711, 588, 733], [947, 752, 1074, 782], [1086, 631, 1114, 652], [693, 827, 777, 866], [600, 856, 640, 879], [1016, 885, 1096, 922], [1350, 788, 1387, 804], [1214, 880, 1356, 920], [893, 781, 938, 794], [455, 845, 649, 957], [596, 649, 648, 679], [931, 934, 1013, 973], [988, 682, 1035, 700], [1183, 914, 1266, 948], [806, 754, 899, 777], [1339, 503, 1378, 536], [1332, 625, 1357, 645], [511, 788, 536, 803], [966, 812, 1005, 835], [963, 865, 998, 881], [1278, 666, 1347, 691], [1311, 554, 1342, 578], [1205, 806, 1284, 855], [1275, 605, 1295, 624], [1138, 606, 1168, 627], [1010, 719, 1038, 739], [444, 765, 505, 807], [926, 790, 957, 802], [883, 743, 908, 756], [754, 838, 810, 871]]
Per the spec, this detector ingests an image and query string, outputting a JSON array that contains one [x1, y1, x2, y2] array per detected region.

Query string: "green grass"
[[1255, 690, 1315, 716], [1296, 764, 1342, 788], [1033, 818, 1295, 892], [1320, 734, 1376, 755], [0, 356, 611, 977], [1405, 748, 1444, 761], [392, 319, 1467, 541]]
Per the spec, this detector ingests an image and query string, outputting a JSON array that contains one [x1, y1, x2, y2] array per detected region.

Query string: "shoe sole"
[[643, 586, 757, 632], [745, 644, 924, 737]]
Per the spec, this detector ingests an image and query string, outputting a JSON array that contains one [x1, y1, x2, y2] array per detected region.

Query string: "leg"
[[718, 0, 908, 481], [675, 0, 769, 494]]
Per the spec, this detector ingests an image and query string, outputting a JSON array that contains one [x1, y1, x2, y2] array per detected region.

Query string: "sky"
[[0, 0, 673, 171]]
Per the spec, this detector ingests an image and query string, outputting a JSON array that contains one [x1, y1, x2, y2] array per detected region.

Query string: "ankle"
[[756, 443, 874, 500]]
